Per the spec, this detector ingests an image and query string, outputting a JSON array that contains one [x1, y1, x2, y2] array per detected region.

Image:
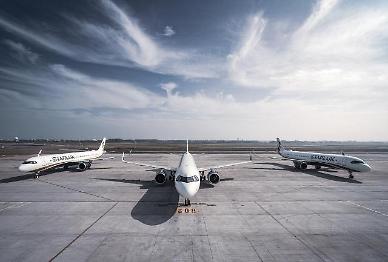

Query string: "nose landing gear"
[[184, 198, 191, 206], [348, 171, 354, 179]]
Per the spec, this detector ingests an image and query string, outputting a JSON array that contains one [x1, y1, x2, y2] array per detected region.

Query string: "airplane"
[[276, 138, 371, 179], [18, 138, 108, 178], [122, 140, 251, 206]]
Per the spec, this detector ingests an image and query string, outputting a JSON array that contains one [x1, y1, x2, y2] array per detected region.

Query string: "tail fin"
[[276, 138, 283, 153], [186, 140, 189, 153], [98, 138, 106, 152]]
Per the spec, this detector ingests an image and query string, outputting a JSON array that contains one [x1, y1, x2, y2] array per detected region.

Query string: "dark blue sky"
[[0, 0, 387, 140]]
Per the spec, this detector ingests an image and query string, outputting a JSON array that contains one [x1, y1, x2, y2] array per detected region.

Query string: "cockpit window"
[[351, 160, 364, 164], [176, 175, 199, 183], [22, 161, 37, 164]]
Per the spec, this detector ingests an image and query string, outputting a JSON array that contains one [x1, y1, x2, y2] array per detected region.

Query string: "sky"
[[0, 0, 387, 140]]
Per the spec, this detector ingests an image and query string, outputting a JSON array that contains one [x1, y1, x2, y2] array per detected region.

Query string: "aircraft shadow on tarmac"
[[95, 177, 233, 225], [251, 162, 362, 184], [95, 178, 178, 225]]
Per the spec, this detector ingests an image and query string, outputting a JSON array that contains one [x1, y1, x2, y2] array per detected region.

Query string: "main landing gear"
[[35, 172, 40, 179], [184, 199, 191, 206], [348, 171, 354, 179]]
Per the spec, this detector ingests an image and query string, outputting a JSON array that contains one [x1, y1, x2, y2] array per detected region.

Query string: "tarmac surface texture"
[[1, 153, 388, 261]]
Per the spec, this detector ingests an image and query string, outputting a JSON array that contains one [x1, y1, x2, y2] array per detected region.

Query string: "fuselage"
[[279, 149, 371, 173], [18, 149, 103, 173], [174, 152, 201, 199]]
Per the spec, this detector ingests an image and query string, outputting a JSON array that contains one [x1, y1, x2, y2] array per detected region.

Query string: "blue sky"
[[0, 0, 387, 140]]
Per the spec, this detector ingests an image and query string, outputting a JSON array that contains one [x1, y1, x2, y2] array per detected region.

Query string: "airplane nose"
[[18, 165, 26, 172], [364, 164, 372, 172], [178, 183, 198, 198]]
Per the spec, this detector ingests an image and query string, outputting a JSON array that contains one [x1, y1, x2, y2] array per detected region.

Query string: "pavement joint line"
[[254, 201, 330, 262], [242, 234, 264, 262], [37, 178, 115, 201], [235, 203, 263, 261], [49, 202, 118, 261], [346, 201, 388, 217], [0, 202, 30, 212], [201, 210, 214, 260]]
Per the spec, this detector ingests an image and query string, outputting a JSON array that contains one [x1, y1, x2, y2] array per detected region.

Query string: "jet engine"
[[299, 162, 308, 169], [77, 162, 91, 171], [155, 171, 167, 184], [207, 170, 220, 184]]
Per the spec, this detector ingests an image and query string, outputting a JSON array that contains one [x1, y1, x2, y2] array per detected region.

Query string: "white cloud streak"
[[0, 0, 221, 79], [228, 0, 388, 105], [3, 40, 40, 64], [162, 26, 175, 37]]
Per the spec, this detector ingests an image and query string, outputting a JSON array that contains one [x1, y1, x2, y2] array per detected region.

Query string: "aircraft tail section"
[[98, 138, 106, 153], [276, 138, 284, 153]]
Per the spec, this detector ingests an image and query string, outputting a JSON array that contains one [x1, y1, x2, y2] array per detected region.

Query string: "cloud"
[[228, 0, 388, 107], [160, 82, 177, 96], [3, 40, 40, 64], [0, 0, 220, 79], [162, 26, 175, 37]]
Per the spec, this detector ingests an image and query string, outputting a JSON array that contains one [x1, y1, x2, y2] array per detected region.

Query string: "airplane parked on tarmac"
[[18, 138, 108, 178], [276, 138, 371, 179], [122, 140, 251, 206]]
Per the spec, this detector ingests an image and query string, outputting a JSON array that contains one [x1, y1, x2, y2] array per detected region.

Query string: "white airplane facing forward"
[[276, 138, 371, 179], [18, 138, 107, 177], [122, 140, 251, 206]]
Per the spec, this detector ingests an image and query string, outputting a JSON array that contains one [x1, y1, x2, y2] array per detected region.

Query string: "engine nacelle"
[[155, 171, 166, 184], [300, 162, 308, 169], [77, 161, 91, 171], [207, 170, 220, 184], [78, 162, 87, 171]]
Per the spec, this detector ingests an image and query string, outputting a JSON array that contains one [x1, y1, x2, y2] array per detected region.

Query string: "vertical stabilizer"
[[276, 138, 283, 153], [186, 140, 189, 153], [98, 138, 106, 152]]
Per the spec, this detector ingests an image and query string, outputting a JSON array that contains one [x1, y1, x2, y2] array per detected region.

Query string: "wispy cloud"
[[0, 0, 220, 79], [160, 82, 177, 96], [3, 40, 40, 64], [228, 0, 388, 105], [162, 26, 175, 37]]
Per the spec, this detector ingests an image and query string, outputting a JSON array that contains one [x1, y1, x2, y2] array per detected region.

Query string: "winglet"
[[186, 140, 189, 153], [122, 152, 125, 162], [37, 149, 42, 157]]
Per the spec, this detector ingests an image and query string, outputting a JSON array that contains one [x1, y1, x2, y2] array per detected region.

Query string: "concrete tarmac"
[[0, 153, 388, 261]]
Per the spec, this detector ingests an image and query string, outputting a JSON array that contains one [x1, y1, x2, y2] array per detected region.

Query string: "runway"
[[1, 153, 388, 261]]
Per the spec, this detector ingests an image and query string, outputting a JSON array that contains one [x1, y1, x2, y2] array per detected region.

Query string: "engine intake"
[[207, 170, 220, 184], [155, 171, 166, 184], [78, 162, 87, 171], [300, 162, 308, 169]]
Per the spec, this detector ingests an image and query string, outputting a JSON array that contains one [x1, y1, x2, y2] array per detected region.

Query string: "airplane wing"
[[121, 153, 176, 171], [95, 156, 115, 161], [198, 160, 251, 172]]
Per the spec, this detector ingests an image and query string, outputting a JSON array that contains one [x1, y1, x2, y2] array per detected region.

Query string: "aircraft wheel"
[[184, 199, 191, 206], [315, 165, 321, 170], [348, 174, 354, 179]]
